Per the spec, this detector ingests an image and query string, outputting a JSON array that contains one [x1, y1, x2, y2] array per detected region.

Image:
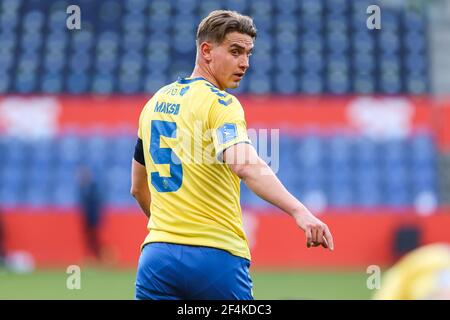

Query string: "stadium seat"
[[0, 0, 429, 94]]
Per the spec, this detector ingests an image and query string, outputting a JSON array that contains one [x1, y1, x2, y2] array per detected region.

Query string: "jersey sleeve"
[[208, 96, 251, 161]]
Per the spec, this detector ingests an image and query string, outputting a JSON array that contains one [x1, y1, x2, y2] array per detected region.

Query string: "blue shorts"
[[135, 242, 253, 300]]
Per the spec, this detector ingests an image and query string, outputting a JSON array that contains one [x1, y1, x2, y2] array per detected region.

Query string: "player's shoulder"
[[140, 81, 178, 110], [177, 77, 240, 107], [152, 80, 180, 98], [204, 81, 240, 107], [201, 81, 242, 109]]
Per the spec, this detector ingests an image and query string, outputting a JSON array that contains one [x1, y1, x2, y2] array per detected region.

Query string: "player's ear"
[[199, 42, 213, 62]]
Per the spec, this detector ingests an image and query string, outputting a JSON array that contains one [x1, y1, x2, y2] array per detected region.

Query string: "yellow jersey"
[[137, 77, 252, 260]]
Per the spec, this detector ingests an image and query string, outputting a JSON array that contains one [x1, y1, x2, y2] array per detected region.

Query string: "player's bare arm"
[[224, 142, 334, 251], [130, 159, 151, 218]]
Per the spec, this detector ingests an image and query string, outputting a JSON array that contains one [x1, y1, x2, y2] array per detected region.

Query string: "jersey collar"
[[177, 76, 206, 84], [177, 76, 221, 90]]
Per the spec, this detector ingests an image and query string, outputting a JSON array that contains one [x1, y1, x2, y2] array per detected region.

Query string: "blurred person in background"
[[77, 166, 104, 262], [374, 243, 450, 300]]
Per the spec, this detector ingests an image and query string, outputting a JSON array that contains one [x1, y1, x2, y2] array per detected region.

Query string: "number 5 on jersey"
[[150, 120, 183, 192]]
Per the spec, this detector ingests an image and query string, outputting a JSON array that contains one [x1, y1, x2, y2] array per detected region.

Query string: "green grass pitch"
[[0, 267, 373, 300]]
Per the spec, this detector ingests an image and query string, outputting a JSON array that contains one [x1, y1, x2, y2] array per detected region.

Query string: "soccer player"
[[373, 243, 450, 300], [131, 10, 334, 300]]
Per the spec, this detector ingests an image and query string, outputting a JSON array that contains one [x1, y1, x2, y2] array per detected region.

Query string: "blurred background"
[[0, 0, 450, 299]]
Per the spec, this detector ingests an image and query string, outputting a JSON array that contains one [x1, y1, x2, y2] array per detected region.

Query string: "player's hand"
[[293, 208, 334, 251]]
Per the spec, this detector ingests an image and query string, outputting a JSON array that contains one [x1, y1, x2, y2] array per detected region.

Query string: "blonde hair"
[[196, 10, 257, 46]]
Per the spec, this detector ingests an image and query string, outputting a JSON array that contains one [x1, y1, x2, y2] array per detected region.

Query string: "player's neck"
[[190, 66, 222, 90]]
